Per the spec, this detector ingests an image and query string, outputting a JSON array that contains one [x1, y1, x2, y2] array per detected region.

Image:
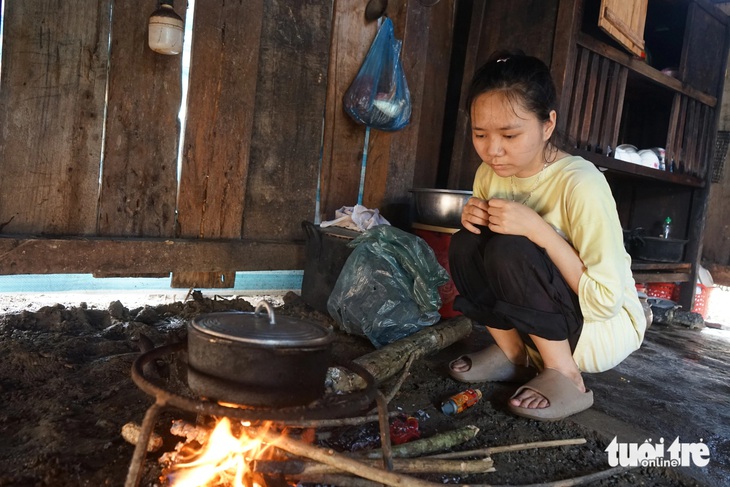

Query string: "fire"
[[168, 418, 274, 487]]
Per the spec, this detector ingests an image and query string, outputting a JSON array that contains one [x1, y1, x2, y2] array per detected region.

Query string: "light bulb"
[[148, 2, 184, 55]]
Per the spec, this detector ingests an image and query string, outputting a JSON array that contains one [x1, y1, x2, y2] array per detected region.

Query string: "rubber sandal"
[[507, 368, 594, 421], [449, 345, 537, 383]]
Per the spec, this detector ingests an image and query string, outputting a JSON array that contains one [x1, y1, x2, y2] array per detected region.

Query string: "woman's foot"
[[509, 366, 585, 409], [450, 348, 528, 372], [448, 345, 536, 383]]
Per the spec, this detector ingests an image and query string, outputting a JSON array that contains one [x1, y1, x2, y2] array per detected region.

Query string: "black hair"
[[466, 50, 564, 157]]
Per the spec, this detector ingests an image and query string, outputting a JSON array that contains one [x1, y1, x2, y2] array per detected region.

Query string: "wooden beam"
[[0, 236, 304, 276]]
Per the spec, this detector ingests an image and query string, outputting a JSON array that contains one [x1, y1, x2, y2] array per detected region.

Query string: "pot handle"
[[254, 301, 276, 325]]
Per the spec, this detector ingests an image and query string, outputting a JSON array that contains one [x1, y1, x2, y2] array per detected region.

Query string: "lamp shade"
[[148, 3, 184, 55]]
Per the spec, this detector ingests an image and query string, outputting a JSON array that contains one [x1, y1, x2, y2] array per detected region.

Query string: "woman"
[[447, 51, 646, 421]]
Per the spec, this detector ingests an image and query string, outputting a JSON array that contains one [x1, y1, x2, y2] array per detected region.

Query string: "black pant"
[[448, 226, 583, 352]]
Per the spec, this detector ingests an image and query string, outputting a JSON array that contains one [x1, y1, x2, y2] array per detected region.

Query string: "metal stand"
[[124, 342, 378, 487]]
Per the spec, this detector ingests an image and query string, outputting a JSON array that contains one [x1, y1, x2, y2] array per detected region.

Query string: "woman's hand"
[[461, 197, 491, 234], [462, 197, 550, 243], [462, 198, 547, 244], [485, 198, 548, 240], [464, 197, 584, 292]]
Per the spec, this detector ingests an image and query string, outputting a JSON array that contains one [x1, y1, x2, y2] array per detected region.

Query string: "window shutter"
[[598, 0, 648, 57]]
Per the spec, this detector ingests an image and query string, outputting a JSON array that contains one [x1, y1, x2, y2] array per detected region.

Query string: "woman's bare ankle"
[[501, 347, 530, 368], [545, 365, 585, 392]]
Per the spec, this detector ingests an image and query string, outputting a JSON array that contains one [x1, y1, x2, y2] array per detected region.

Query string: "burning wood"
[[154, 415, 600, 487], [170, 419, 210, 445], [158, 418, 482, 486], [161, 418, 278, 487]]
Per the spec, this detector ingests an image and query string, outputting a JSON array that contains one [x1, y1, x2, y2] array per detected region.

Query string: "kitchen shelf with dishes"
[[574, 148, 705, 187]]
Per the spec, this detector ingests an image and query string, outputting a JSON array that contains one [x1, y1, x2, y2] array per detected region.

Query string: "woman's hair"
[[466, 50, 566, 158], [466, 50, 557, 124]]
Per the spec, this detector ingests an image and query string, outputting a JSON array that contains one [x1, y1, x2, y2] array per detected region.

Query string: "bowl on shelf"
[[410, 188, 472, 228], [614, 144, 642, 164]]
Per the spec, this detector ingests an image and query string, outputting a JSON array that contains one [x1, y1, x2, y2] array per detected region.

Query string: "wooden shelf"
[[574, 148, 706, 187], [576, 32, 717, 107], [631, 260, 692, 283]]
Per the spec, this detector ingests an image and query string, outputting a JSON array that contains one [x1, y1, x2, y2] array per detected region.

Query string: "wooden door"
[[598, 0, 648, 57]]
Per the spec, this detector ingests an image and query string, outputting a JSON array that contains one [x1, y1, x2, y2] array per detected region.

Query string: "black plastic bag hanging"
[[343, 18, 411, 131]]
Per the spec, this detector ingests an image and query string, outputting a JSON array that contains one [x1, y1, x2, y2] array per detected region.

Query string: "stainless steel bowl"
[[410, 188, 472, 228]]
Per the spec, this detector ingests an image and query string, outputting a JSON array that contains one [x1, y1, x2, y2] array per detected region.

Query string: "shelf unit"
[[447, 0, 729, 310], [552, 0, 729, 309]]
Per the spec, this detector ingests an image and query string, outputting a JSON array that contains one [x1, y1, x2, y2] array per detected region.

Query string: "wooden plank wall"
[[0, 1, 111, 236], [448, 0, 561, 190], [0, 0, 456, 283]]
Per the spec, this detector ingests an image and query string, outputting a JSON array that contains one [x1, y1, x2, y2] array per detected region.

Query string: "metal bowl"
[[410, 188, 472, 228]]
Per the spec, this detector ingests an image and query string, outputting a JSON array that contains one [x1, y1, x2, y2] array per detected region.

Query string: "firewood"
[[121, 422, 163, 452], [298, 457, 494, 475], [258, 429, 438, 487], [327, 315, 473, 393], [382, 353, 416, 403], [169, 419, 210, 444], [353, 425, 480, 459], [256, 457, 494, 475], [427, 437, 587, 459]]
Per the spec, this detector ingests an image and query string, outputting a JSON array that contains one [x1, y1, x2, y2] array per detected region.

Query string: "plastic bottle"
[[662, 217, 672, 239], [440, 388, 482, 415]]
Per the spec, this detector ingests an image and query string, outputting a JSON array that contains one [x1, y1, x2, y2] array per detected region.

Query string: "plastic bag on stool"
[[327, 226, 449, 348]]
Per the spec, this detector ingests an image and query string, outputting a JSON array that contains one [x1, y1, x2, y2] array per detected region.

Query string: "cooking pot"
[[187, 301, 333, 407], [410, 188, 472, 228]]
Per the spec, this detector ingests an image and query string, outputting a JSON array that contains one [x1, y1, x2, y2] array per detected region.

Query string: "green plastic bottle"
[[662, 217, 672, 239]]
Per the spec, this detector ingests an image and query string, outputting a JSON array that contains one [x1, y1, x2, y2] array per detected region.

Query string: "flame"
[[169, 418, 273, 487]]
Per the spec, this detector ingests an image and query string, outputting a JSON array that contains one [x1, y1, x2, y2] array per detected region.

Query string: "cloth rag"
[[320, 205, 390, 232]]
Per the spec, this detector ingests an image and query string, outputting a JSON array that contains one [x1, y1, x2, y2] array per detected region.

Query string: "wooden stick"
[[327, 316, 473, 392], [427, 438, 587, 459], [382, 353, 416, 403], [271, 411, 402, 429], [354, 425, 479, 459], [375, 391, 394, 471], [299, 457, 494, 475], [259, 429, 439, 487]]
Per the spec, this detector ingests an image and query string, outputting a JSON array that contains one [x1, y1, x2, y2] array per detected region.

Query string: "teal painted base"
[[0, 271, 303, 294]]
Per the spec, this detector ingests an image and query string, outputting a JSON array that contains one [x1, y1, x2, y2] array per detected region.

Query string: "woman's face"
[[470, 91, 556, 178]]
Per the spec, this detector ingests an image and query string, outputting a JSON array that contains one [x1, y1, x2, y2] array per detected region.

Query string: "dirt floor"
[[0, 291, 713, 486]]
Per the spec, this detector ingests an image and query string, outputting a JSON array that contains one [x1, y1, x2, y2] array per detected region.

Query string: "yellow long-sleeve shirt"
[[473, 155, 646, 373]]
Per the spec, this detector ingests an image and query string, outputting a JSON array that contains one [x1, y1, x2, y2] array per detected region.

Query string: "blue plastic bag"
[[327, 226, 449, 348], [343, 18, 411, 131]]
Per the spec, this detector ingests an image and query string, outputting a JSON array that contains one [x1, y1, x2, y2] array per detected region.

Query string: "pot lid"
[[191, 302, 332, 347]]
